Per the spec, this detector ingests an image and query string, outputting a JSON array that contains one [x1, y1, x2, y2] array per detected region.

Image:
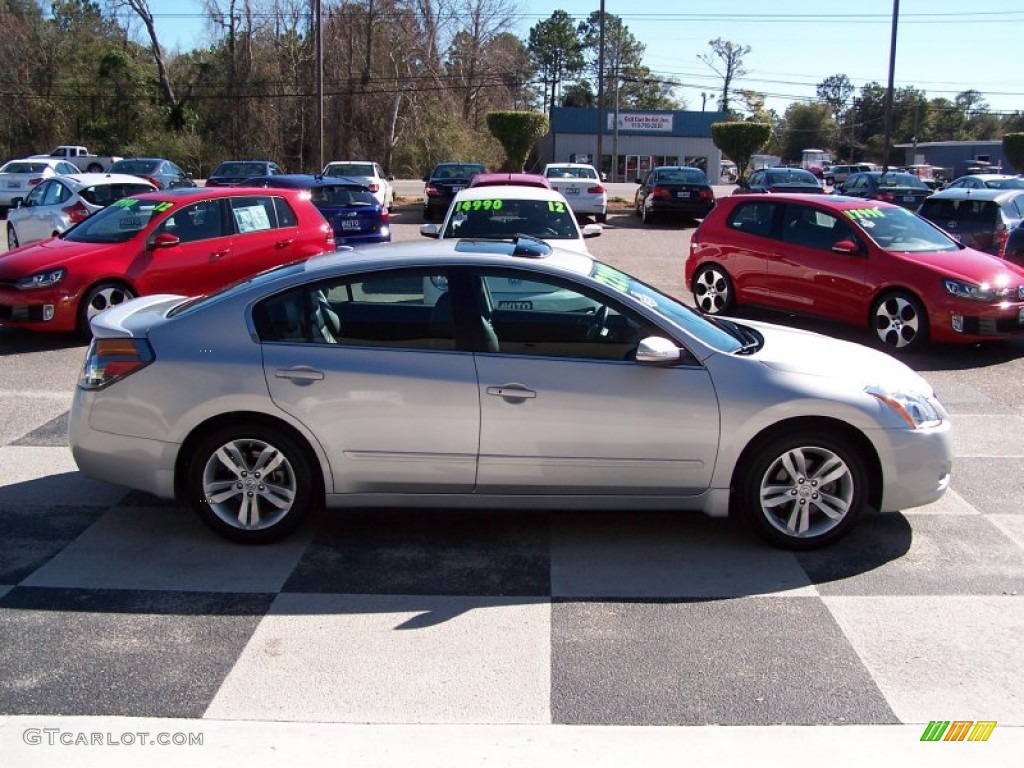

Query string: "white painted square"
[[22, 506, 312, 593], [205, 594, 551, 724], [951, 415, 1024, 457], [0, 446, 128, 506], [902, 487, 978, 516], [825, 596, 1024, 724]]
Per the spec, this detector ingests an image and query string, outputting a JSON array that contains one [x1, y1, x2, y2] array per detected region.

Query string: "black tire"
[[641, 199, 657, 225], [7, 225, 19, 251], [633, 196, 642, 217], [691, 264, 736, 315], [423, 207, 433, 222], [739, 431, 868, 549], [596, 212, 607, 223], [186, 424, 315, 544], [870, 291, 928, 352], [76, 282, 136, 338]]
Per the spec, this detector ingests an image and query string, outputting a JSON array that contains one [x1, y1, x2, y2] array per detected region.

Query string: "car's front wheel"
[[76, 281, 136, 337], [871, 291, 927, 352], [740, 432, 867, 549], [187, 424, 315, 543], [691, 264, 735, 315]]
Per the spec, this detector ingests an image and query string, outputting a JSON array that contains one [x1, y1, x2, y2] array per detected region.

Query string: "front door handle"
[[275, 366, 324, 381], [210, 249, 230, 261], [486, 384, 536, 399]]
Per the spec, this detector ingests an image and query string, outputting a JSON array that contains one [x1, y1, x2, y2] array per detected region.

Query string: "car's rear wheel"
[[596, 212, 607, 223], [187, 424, 314, 544], [76, 281, 135, 337], [691, 264, 735, 315], [740, 432, 867, 549], [7, 226, 19, 250], [871, 291, 927, 352]]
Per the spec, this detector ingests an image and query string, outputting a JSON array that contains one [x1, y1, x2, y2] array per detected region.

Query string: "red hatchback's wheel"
[[871, 291, 927, 352], [691, 264, 736, 315], [76, 282, 136, 338]]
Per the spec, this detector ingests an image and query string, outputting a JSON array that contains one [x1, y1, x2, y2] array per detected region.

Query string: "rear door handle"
[[275, 238, 295, 249], [275, 366, 324, 381], [486, 384, 536, 399], [210, 249, 230, 260]]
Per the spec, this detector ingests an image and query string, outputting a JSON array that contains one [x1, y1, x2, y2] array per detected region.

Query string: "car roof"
[[54, 173, 159, 187], [450, 184, 569, 202], [721, 193, 906, 212], [544, 162, 597, 169], [243, 173, 369, 190], [303, 238, 595, 276], [957, 174, 1017, 182], [925, 187, 1024, 202], [127, 186, 307, 202]]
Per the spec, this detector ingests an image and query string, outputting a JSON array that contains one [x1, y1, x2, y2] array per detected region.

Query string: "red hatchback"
[[685, 194, 1024, 351], [0, 187, 335, 335]]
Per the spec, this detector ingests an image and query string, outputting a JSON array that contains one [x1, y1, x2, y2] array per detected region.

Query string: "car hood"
[[0, 238, 121, 276], [739, 318, 933, 395], [894, 248, 1024, 284]]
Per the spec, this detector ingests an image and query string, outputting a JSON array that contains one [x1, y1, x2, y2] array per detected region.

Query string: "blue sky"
[[139, 0, 1024, 115]]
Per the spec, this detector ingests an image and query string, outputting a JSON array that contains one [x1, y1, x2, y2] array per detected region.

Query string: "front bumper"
[[0, 285, 80, 332], [876, 419, 953, 513]]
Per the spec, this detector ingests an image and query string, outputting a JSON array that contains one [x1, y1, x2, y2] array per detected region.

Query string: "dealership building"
[[535, 107, 727, 182]]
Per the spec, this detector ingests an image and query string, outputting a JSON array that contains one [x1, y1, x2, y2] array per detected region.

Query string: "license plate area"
[[564, 187, 580, 195], [676, 191, 691, 198], [341, 219, 362, 231]]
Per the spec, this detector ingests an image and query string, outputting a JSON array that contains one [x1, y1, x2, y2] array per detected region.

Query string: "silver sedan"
[[69, 237, 953, 549]]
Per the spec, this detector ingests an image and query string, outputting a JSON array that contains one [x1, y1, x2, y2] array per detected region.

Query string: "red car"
[[468, 172, 551, 189], [685, 194, 1024, 351], [0, 187, 335, 335]]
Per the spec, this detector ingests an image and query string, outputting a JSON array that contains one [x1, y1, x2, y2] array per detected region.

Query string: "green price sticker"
[[456, 199, 503, 212]]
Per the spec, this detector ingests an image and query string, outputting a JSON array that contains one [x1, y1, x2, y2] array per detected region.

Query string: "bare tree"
[[110, 0, 184, 126], [698, 38, 750, 116]]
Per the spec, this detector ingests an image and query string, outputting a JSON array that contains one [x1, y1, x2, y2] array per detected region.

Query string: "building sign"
[[607, 112, 673, 132]]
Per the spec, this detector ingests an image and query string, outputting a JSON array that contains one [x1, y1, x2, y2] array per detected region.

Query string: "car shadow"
[[0, 326, 85, 353]]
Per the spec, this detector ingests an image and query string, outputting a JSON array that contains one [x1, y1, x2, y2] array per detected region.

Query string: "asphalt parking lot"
[[1, 189, 1022, 765]]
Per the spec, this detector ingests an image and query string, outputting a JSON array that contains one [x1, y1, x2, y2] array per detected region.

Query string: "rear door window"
[[727, 201, 778, 238]]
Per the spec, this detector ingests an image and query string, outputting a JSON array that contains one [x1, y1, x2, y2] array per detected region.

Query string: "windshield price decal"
[[152, 202, 174, 212], [844, 208, 886, 220], [591, 262, 631, 293], [455, 199, 504, 212], [547, 201, 566, 213]]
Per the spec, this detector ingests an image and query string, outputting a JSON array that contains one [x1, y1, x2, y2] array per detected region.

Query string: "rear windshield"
[[433, 164, 484, 179], [920, 199, 1001, 224], [877, 173, 929, 190], [1, 161, 48, 174], [442, 197, 579, 240], [766, 170, 818, 184], [546, 166, 598, 179], [656, 169, 708, 184], [310, 186, 377, 207], [214, 162, 267, 177], [325, 163, 374, 177], [110, 160, 159, 174], [79, 183, 154, 206]]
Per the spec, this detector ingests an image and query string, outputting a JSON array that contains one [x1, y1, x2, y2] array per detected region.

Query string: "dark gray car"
[[107, 158, 197, 190], [918, 187, 1024, 260]]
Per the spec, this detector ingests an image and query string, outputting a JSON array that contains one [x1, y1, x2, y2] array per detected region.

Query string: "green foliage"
[[486, 111, 549, 171], [711, 122, 771, 179], [780, 103, 836, 163], [528, 11, 584, 113], [1004, 134, 1024, 174]]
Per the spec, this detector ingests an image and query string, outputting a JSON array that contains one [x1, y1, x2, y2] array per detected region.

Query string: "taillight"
[[324, 225, 336, 250], [63, 201, 90, 223], [425, 184, 440, 197], [368, 183, 379, 193], [699, 188, 714, 200], [28, 177, 44, 187], [876, 192, 896, 203], [587, 185, 605, 194], [995, 223, 1008, 256], [652, 186, 671, 200], [79, 337, 154, 390], [380, 209, 390, 223]]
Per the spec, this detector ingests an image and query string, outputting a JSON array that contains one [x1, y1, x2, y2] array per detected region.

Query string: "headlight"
[[943, 278, 994, 301], [16, 268, 66, 290], [866, 385, 943, 428]]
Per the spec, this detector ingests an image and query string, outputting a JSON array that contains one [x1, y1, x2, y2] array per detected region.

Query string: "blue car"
[[243, 174, 391, 246]]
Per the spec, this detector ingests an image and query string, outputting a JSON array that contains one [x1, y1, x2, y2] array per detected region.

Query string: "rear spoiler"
[[89, 294, 188, 338]]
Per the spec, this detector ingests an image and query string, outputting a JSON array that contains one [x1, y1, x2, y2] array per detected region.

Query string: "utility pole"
[[881, 0, 899, 174], [315, 0, 324, 171]]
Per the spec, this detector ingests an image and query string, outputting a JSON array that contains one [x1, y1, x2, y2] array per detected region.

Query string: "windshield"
[[588, 261, 744, 353], [62, 197, 169, 243], [845, 204, 959, 253], [442, 197, 580, 240], [877, 173, 929, 190], [986, 178, 1024, 190]]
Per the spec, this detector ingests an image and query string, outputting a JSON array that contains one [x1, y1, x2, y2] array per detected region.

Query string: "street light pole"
[[595, 0, 605, 174]]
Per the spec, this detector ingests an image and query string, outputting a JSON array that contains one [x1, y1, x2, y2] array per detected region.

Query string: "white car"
[[419, 185, 602, 255], [5, 173, 157, 250], [322, 160, 394, 210], [543, 162, 608, 222], [0, 157, 80, 213]]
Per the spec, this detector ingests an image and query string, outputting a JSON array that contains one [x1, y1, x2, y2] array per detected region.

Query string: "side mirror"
[[419, 223, 441, 238], [11, 197, 24, 208], [635, 336, 681, 364], [581, 223, 603, 238], [832, 239, 859, 254], [387, 175, 395, 181], [151, 232, 180, 248]]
